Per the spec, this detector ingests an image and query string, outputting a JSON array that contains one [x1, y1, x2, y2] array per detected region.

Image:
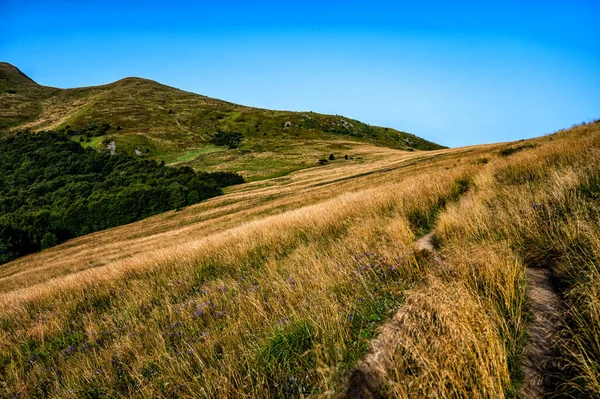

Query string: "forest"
[[0, 131, 244, 264]]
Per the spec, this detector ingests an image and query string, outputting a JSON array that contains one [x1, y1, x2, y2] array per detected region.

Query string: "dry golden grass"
[[0, 144, 485, 295], [358, 121, 600, 398], [1, 122, 599, 398], [0, 143, 489, 398]]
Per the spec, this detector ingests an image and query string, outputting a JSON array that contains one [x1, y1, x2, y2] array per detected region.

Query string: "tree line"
[[0, 131, 244, 264]]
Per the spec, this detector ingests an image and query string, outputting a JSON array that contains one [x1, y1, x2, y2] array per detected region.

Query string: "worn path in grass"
[[345, 243, 567, 399], [343, 231, 439, 399], [521, 268, 565, 398]]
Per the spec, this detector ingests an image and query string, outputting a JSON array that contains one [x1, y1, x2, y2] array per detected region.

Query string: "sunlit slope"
[[0, 62, 444, 180], [2, 122, 598, 398], [0, 138, 496, 397], [0, 144, 486, 295]]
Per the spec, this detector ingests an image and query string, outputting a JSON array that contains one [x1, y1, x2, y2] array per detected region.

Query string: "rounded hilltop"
[[0, 62, 37, 85]]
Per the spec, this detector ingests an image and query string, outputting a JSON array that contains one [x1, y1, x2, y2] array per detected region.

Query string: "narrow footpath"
[[343, 231, 567, 399], [343, 232, 438, 399], [521, 268, 565, 398]]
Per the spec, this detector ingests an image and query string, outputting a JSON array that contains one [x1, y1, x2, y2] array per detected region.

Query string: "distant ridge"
[[0, 62, 445, 180]]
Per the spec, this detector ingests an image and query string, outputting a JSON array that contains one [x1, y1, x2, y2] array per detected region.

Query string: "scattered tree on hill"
[[57, 121, 111, 138], [210, 131, 244, 149], [329, 154, 335, 161]]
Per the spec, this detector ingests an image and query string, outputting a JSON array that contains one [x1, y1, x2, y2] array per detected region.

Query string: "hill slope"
[[1, 121, 598, 398], [0, 62, 444, 180]]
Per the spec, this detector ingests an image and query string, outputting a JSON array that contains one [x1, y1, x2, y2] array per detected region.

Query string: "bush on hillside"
[[58, 121, 111, 138], [210, 131, 244, 149]]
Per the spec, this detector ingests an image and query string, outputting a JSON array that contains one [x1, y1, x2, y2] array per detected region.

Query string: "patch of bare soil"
[[415, 232, 435, 252]]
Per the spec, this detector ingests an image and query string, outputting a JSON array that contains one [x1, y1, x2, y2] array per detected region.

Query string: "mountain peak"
[[0, 62, 37, 86]]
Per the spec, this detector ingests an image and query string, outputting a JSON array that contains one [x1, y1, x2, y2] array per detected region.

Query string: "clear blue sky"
[[2, 0, 599, 147]]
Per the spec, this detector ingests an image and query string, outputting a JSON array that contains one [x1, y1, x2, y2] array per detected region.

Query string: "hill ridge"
[[0, 62, 445, 180]]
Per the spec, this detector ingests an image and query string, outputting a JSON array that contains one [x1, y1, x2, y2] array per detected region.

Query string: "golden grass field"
[[1, 121, 599, 398]]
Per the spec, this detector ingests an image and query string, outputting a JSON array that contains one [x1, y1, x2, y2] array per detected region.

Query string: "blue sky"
[[1, 1, 599, 147]]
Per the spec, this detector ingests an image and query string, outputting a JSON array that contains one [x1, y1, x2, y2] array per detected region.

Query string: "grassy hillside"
[[1, 121, 598, 398], [0, 62, 444, 181]]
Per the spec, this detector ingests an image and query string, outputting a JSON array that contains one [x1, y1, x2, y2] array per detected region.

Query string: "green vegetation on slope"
[[0, 131, 243, 264], [0, 62, 444, 180]]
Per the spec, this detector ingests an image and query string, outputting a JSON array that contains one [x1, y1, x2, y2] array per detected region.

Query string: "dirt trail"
[[521, 268, 565, 398], [343, 233, 438, 399], [343, 231, 566, 399]]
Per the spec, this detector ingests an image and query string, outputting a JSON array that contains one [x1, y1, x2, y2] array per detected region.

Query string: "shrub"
[[210, 131, 244, 149], [498, 144, 537, 157], [205, 171, 245, 188], [40, 232, 58, 250]]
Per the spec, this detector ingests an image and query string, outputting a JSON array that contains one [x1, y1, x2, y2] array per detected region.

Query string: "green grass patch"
[[78, 135, 104, 149], [258, 320, 317, 398]]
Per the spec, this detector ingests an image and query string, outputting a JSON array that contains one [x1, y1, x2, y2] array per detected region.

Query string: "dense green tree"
[[0, 131, 244, 264]]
